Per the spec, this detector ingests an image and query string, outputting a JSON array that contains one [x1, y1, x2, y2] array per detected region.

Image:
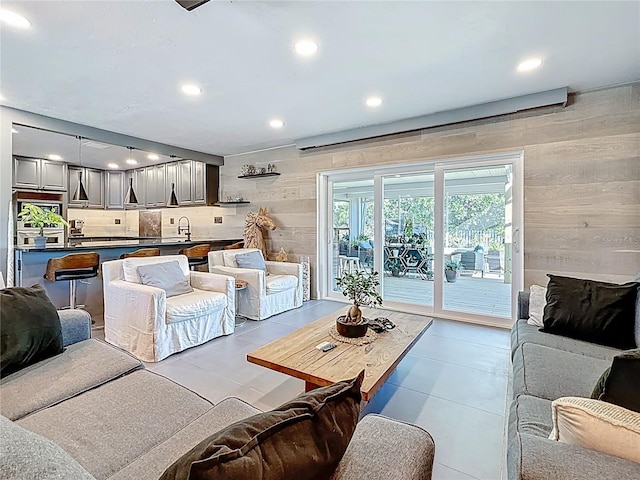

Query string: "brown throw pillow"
[[159, 371, 364, 480], [0, 285, 63, 378]]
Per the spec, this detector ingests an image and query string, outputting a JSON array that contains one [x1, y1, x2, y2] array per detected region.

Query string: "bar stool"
[[43, 252, 100, 309], [120, 248, 161, 259], [179, 244, 210, 271]]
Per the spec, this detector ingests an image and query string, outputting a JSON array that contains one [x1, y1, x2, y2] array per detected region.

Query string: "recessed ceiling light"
[[294, 39, 318, 57], [126, 158, 138, 165], [365, 96, 383, 108], [181, 84, 202, 96], [48, 154, 62, 161], [517, 58, 543, 72], [269, 118, 284, 129], [107, 163, 119, 169], [0, 9, 31, 29], [147, 153, 159, 161], [11, 128, 18, 134]]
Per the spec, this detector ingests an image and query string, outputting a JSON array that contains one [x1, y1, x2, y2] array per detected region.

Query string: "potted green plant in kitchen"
[[18, 203, 69, 249], [335, 269, 383, 338], [445, 259, 460, 283]]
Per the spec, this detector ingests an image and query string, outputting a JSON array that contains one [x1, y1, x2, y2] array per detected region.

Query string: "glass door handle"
[[513, 227, 520, 253]]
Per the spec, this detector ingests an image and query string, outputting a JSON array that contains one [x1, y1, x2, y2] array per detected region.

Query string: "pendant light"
[[167, 155, 179, 206], [124, 147, 138, 204], [72, 136, 89, 202], [168, 183, 179, 207]]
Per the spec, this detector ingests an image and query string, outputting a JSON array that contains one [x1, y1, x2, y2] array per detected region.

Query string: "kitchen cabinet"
[[13, 157, 67, 191], [145, 164, 166, 207], [105, 171, 125, 209], [68, 166, 104, 208], [173, 160, 218, 206], [177, 160, 193, 205]]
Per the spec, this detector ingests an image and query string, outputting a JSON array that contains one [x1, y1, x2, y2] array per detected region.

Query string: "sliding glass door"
[[320, 153, 522, 325]]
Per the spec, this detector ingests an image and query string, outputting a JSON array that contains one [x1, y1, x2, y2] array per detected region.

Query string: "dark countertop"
[[16, 238, 243, 252]]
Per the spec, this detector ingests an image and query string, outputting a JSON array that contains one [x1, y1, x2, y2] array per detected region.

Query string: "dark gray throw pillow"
[[159, 371, 364, 480], [591, 348, 640, 413], [136, 261, 194, 297], [235, 250, 269, 275], [0, 284, 63, 378], [541, 275, 638, 349]]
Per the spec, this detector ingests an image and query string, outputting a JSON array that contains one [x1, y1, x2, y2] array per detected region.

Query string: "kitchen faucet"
[[177, 216, 191, 241]]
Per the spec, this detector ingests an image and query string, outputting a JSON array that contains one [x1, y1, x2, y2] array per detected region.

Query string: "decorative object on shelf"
[[235, 196, 244, 202], [335, 270, 383, 338], [243, 207, 276, 259], [275, 248, 288, 262], [17, 203, 69, 249], [445, 259, 460, 283], [72, 136, 89, 202], [267, 163, 275, 173]]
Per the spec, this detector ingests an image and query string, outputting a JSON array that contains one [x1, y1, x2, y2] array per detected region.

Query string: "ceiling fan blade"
[[176, 0, 210, 11]]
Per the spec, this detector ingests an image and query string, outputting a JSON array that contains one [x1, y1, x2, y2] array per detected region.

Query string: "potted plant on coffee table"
[[335, 270, 383, 338], [445, 260, 460, 283], [18, 203, 69, 249]]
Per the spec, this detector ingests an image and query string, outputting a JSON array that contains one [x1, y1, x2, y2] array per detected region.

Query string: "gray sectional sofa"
[[508, 292, 640, 480], [0, 309, 435, 480]]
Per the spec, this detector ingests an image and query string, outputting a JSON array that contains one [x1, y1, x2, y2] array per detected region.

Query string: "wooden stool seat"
[[120, 248, 161, 259], [44, 252, 100, 310], [179, 244, 211, 270]]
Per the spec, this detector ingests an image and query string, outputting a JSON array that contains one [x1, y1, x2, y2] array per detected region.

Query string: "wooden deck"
[[381, 273, 511, 318]]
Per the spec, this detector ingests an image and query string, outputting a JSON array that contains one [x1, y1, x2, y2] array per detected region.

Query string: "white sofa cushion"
[[165, 289, 227, 324], [137, 261, 194, 297], [527, 284, 547, 327], [549, 396, 640, 464], [266, 274, 297, 294]]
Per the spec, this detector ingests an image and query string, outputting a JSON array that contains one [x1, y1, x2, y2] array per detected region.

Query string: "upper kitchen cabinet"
[[145, 164, 166, 207], [13, 157, 67, 191], [68, 166, 104, 208], [175, 160, 218, 206], [105, 171, 125, 209]]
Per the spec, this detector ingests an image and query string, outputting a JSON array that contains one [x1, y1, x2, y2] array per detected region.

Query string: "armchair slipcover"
[[102, 255, 235, 362], [208, 248, 302, 321]]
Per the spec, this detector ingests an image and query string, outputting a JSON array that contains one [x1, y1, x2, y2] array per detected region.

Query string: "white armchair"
[[208, 248, 303, 321], [102, 255, 235, 362]]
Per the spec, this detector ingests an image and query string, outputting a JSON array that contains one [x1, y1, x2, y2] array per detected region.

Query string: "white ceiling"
[[1, 1, 638, 157]]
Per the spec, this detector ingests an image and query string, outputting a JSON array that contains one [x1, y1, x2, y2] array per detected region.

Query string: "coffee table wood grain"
[[247, 308, 433, 402]]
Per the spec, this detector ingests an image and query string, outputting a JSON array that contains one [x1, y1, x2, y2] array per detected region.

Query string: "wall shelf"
[[214, 201, 251, 206], [237, 173, 281, 179]]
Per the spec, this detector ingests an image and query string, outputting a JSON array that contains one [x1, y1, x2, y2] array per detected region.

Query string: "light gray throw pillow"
[[136, 261, 194, 297], [0, 415, 95, 479], [235, 251, 269, 275]]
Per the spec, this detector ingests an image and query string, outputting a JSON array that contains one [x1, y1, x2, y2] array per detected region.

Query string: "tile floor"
[[94, 299, 512, 480]]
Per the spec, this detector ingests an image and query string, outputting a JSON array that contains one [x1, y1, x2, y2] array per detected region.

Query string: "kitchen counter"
[[17, 237, 241, 252], [13, 238, 242, 315]]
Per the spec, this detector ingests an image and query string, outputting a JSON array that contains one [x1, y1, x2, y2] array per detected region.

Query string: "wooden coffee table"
[[247, 308, 433, 402]]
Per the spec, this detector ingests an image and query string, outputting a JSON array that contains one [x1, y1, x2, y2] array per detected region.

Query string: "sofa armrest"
[[190, 271, 234, 294], [517, 291, 530, 320], [265, 261, 302, 277], [58, 309, 91, 347], [209, 266, 265, 294], [331, 414, 435, 480], [103, 280, 166, 332]]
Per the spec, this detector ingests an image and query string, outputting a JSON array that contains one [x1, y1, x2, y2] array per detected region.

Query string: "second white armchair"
[[208, 248, 303, 321]]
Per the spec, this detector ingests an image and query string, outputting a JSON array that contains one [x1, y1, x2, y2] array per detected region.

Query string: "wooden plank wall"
[[218, 83, 640, 296]]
